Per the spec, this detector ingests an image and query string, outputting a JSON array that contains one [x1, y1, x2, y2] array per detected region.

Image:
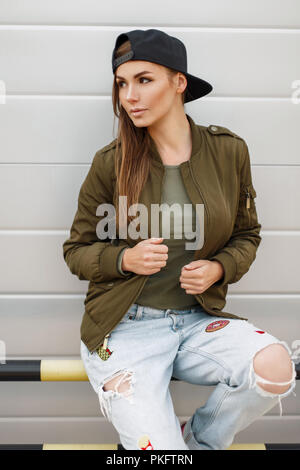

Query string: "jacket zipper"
[[245, 187, 251, 209], [188, 160, 210, 250], [244, 186, 252, 226], [187, 160, 210, 308], [186, 160, 242, 318], [159, 167, 165, 235]]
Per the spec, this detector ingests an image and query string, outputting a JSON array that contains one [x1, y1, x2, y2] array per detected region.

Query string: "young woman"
[[63, 29, 297, 450]]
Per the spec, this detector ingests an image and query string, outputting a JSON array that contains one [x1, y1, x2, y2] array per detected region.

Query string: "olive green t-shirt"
[[117, 164, 199, 309]]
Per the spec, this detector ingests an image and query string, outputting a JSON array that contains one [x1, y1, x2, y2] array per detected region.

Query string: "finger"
[[183, 262, 199, 268], [181, 284, 199, 294], [152, 253, 168, 261], [180, 282, 199, 289], [140, 237, 164, 245], [183, 262, 206, 270], [180, 271, 199, 280], [148, 260, 167, 267], [151, 244, 168, 254]]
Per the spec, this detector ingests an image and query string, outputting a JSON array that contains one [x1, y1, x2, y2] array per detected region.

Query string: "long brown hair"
[[111, 39, 187, 233]]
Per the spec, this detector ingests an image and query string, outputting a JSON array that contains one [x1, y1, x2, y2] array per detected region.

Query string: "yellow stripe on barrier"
[[42, 444, 119, 450], [0, 443, 296, 450], [227, 443, 266, 450], [43, 443, 266, 450], [40, 360, 88, 381]]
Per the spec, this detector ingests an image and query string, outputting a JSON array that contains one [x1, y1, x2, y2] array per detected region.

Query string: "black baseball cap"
[[112, 29, 213, 103]]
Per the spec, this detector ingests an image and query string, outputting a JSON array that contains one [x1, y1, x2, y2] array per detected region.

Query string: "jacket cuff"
[[99, 245, 132, 280], [209, 251, 237, 287], [117, 247, 131, 276]]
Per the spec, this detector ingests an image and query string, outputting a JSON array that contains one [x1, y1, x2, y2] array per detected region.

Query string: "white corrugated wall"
[[0, 0, 299, 444]]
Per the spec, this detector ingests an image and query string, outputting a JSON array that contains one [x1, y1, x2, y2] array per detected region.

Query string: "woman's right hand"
[[122, 237, 168, 275]]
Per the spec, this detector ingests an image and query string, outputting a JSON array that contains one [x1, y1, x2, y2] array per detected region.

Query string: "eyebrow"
[[115, 70, 153, 80]]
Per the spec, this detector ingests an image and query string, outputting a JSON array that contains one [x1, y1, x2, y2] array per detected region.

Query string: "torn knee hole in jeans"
[[248, 341, 297, 417], [98, 369, 136, 422]]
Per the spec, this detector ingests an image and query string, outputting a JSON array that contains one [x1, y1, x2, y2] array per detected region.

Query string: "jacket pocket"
[[237, 183, 257, 229], [84, 281, 115, 306], [241, 184, 256, 206], [92, 281, 115, 291]]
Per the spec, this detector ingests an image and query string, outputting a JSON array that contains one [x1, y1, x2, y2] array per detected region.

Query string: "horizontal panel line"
[[0, 230, 300, 235], [0, 294, 85, 299], [5, 94, 112, 100], [1, 163, 300, 167], [0, 230, 69, 235], [0, 163, 93, 167], [0, 294, 300, 299], [228, 294, 300, 298], [0, 416, 296, 423], [3, 94, 296, 101], [0, 416, 108, 423], [2, 355, 85, 360], [0, 25, 300, 33]]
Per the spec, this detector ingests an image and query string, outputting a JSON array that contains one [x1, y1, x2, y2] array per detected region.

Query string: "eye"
[[140, 77, 151, 84], [117, 77, 152, 88]]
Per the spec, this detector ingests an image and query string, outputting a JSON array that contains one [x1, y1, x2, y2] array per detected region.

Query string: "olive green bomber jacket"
[[62, 114, 262, 353]]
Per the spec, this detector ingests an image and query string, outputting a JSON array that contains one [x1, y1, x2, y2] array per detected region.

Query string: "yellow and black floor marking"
[[0, 443, 300, 450]]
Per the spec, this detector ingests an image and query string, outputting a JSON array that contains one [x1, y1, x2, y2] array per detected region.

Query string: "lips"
[[131, 109, 147, 116]]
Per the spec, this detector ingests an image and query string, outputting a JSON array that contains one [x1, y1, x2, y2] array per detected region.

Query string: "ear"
[[178, 72, 187, 93]]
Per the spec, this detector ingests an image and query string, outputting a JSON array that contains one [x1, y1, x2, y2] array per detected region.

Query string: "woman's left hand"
[[179, 260, 224, 295]]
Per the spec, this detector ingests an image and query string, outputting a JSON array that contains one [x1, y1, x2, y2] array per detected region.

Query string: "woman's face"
[[115, 60, 185, 127]]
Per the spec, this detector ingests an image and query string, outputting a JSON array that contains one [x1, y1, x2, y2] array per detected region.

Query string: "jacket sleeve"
[[117, 247, 132, 276], [209, 141, 262, 286], [62, 151, 132, 282]]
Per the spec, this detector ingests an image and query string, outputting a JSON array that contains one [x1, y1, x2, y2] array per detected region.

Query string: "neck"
[[147, 110, 192, 165]]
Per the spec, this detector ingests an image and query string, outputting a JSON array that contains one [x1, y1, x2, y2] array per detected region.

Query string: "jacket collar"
[[148, 113, 203, 168]]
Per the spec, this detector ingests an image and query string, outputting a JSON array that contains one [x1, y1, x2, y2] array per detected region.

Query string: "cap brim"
[[183, 72, 213, 103]]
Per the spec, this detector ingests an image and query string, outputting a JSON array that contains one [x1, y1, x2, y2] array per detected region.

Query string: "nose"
[[126, 84, 139, 102]]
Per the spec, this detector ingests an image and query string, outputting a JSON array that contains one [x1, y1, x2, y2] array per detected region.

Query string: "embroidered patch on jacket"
[[138, 435, 154, 450], [205, 320, 230, 332], [255, 330, 265, 334]]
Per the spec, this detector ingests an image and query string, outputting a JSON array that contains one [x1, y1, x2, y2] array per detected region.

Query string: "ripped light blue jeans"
[[80, 303, 297, 450]]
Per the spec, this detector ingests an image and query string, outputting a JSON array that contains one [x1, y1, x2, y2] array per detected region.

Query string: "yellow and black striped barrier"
[[0, 360, 88, 381], [1, 360, 299, 450], [0, 443, 300, 450], [0, 359, 299, 382]]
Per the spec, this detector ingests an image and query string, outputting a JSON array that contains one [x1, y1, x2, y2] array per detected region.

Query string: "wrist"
[[122, 248, 131, 272], [211, 260, 224, 281]]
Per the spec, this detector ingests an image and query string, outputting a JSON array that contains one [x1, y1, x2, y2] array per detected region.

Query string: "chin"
[[132, 117, 150, 127]]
